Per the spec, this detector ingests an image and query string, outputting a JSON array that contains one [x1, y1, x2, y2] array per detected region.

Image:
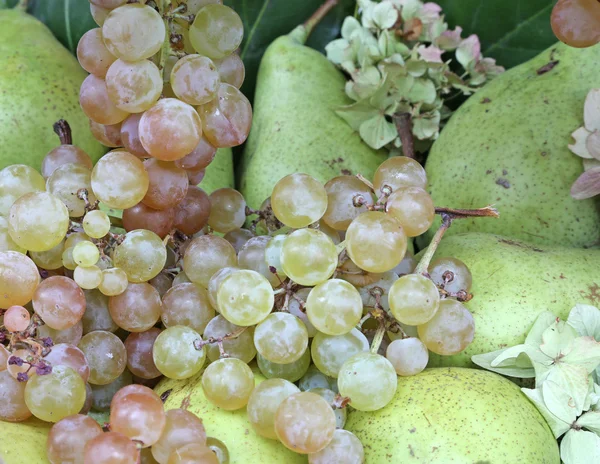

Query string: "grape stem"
[[304, 0, 339, 37], [53, 119, 73, 145], [370, 324, 386, 353], [393, 112, 415, 159], [159, 0, 174, 80], [193, 327, 247, 351]]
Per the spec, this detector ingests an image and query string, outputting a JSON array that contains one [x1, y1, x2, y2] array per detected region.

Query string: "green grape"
[[113, 229, 167, 283], [417, 299, 475, 355], [317, 220, 341, 245], [345, 211, 407, 273], [183, 235, 237, 288], [358, 271, 398, 312], [74, 265, 103, 290], [271, 173, 328, 228], [189, 4, 243, 60], [201, 358, 254, 410], [206, 437, 229, 464], [61, 247, 77, 270], [171, 54, 220, 106], [385, 187, 435, 237], [237, 236, 279, 287], [322, 175, 374, 231], [298, 365, 337, 392], [207, 266, 239, 310], [8, 192, 69, 252], [254, 312, 308, 364], [0, 216, 26, 253], [46, 163, 97, 218], [83, 210, 111, 239], [306, 279, 362, 335], [0, 251, 40, 307], [98, 267, 129, 296], [79, 330, 127, 385], [264, 234, 287, 279], [223, 227, 254, 253], [203, 315, 256, 363], [247, 378, 300, 439], [217, 270, 274, 326], [24, 365, 86, 422], [429, 257, 473, 293], [288, 288, 317, 338], [311, 329, 369, 378], [281, 229, 337, 286], [151, 409, 207, 463], [167, 443, 217, 464], [389, 274, 440, 325], [373, 156, 427, 193], [392, 249, 417, 276], [337, 352, 397, 411], [308, 429, 364, 464], [172, 271, 191, 287], [208, 188, 247, 233], [309, 388, 346, 429], [256, 349, 310, 382], [29, 240, 65, 270], [386, 337, 429, 376], [0, 164, 45, 216], [72, 240, 100, 267], [162, 283, 215, 334], [153, 326, 206, 380], [0, 369, 31, 422]]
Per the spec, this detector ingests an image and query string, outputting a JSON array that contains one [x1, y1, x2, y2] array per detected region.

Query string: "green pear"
[[422, 42, 600, 248], [0, 418, 51, 463], [346, 367, 559, 463], [424, 232, 600, 368], [198, 148, 234, 194], [238, 25, 387, 209]]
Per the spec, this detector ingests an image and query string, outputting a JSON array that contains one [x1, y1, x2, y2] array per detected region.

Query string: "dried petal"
[[586, 130, 600, 160], [373, 2, 399, 29], [571, 167, 600, 199], [456, 34, 481, 69], [435, 26, 463, 50], [417, 44, 444, 63], [584, 89, 600, 132], [569, 127, 593, 158]]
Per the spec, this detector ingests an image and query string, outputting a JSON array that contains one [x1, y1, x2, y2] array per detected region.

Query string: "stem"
[[355, 173, 375, 191], [53, 120, 72, 145], [393, 113, 415, 159], [16, 0, 28, 11], [159, 0, 173, 79], [434, 205, 499, 219], [304, 0, 339, 37], [370, 324, 386, 354]]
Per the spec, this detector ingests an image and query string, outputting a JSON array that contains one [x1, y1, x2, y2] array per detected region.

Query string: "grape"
[[297, 365, 336, 394], [238, 236, 279, 287], [139, 99, 202, 161], [274, 392, 336, 454], [109, 282, 162, 332], [142, 159, 189, 211], [149, 273, 173, 298], [207, 266, 239, 310], [183, 235, 236, 287], [203, 315, 256, 363], [309, 388, 346, 428], [429, 257, 473, 293], [102, 4, 165, 61], [0, 370, 31, 422], [254, 312, 308, 364], [0, 216, 26, 253], [123, 202, 175, 238], [37, 320, 83, 346], [551, 0, 600, 48], [345, 211, 407, 273], [270, 173, 328, 228], [43, 343, 91, 382], [46, 163, 96, 218], [167, 443, 218, 464], [91, 151, 149, 209], [187, 168, 205, 187], [306, 279, 362, 336], [189, 4, 243, 59], [373, 156, 427, 193], [389, 273, 440, 325], [247, 378, 301, 439], [113, 229, 167, 283], [0, 252, 39, 307], [207, 188, 246, 233], [311, 329, 369, 378], [308, 429, 364, 464], [322, 175, 374, 230], [0, 164, 45, 216], [256, 349, 311, 382], [223, 228, 254, 253], [79, 383, 94, 415], [77, 28, 117, 78], [83, 210, 111, 239], [392, 249, 417, 276], [4, 305, 31, 332], [174, 0, 222, 15], [151, 409, 207, 464], [153, 326, 206, 380], [264, 234, 287, 280], [110, 384, 166, 446], [9, 192, 69, 252], [89, 120, 123, 147], [162, 283, 215, 334], [317, 220, 341, 245], [288, 288, 317, 337], [217, 270, 274, 326], [65, 231, 91, 249], [0, 344, 10, 371], [46, 414, 103, 464], [90, 370, 132, 412], [358, 271, 398, 312], [90, 0, 127, 7], [175, 137, 217, 171], [120, 113, 150, 158], [73, 241, 100, 267], [214, 53, 245, 89], [42, 146, 94, 180], [385, 187, 435, 237], [79, 74, 129, 125], [417, 299, 475, 355], [125, 328, 162, 379], [173, 272, 192, 286], [174, 186, 211, 235], [82, 289, 118, 333], [90, 4, 110, 26], [83, 431, 140, 464], [99, 267, 129, 296], [201, 357, 254, 410], [281, 229, 337, 286], [24, 365, 86, 422], [141, 447, 160, 464], [79, 330, 127, 385], [206, 437, 229, 464], [386, 337, 429, 376], [170, 54, 220, 105], [197, 83, 252, 148], [33, 276, 86, 330], [106, 59, 163, 113]]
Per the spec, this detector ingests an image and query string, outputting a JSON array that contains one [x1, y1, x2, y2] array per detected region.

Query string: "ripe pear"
[[238, 25, 387, 209], [0, 8, 104, 170], [198, 148, 234, 194], [423, 232, 600, 367], [0, 417, 51, 463], [154, 367, 305, 463], [346, 367, 559, 463], [422, 42, 600, 248]]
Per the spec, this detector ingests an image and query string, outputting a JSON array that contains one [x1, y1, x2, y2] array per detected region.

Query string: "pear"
[[346, 367, 559, 463], [238, 23, 387, 209], [0, 418, 51, 463], [198, 148, 234, 194], [422, 42, 600, 248], [423, 232, 600, 367]]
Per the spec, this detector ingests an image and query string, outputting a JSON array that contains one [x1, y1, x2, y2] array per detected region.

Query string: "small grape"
[[281, 229, 337, 286], [174, 186, 211, 235], [189, 4, 243, 59], [4, 305, 31, 332], [151, 409, 207, 464], [318, 220, 341, 244], [217, 270, 274, 326], [358, 271, 398, 312], [238, 236, 281, 286], [271, 173, 328, 228], [207, 266, 239, 310], [153, 326, 206, 380], [90, 370, 133, 412], [417, 299, 475, 355], [0, 252, 39, 307], [37, 321, 83, 346], [183, 235, 237, 287], [247, 378, 300, 439], [79, 74, 129, 125], [386, 337, 429, 376], [46, 414, 104, 464], [77, 28, 117, 78], [223, 228, 254, 253], [206, 437, 229, 464], [311, 329, 369, 378], [306, 279, 362, 335], [429, 257, 473, 293], [0, 370, 31, 422], [123, 202, 175, 239], [322, 175, 374, 230], [149, 273, 173, 298], [120, 113, 150, 158], [214, 53, 245, 89], [201, 357, 254, 410], [373, 156, 427, 193], [389, 273, 440, 325], [256, 348, 311, 382], [99, 267, 129, 296], [113, 229, 167, 283], [89, 120, 123, 147], [82, 210, 111, 238], [207, 188, 247, 233], [175, 137, 217, 171], [106, 59, 162, 113], [46, 163, 97, 218], [0, 216, 26, 253], [33, 276, 86, 330], [0, 164, 45, 215], [203, 315, 256, 363], [73, 241, 100, 267], [125, 329, 162, 379], [90, 3, 111, 27], [385, 187, 435, 237], [254, 312, 308, 364], [142, 159, 189, 211], [43, 343, 91, 382], [161, 283, 215, 334], [78, 330, 127, 385], [171, 54, 220, 105], [263, 234, 287, 280], [83, 431, 140, 464], [308, 429, 364, 464], [82, 289, 118, 333], [287, 288, 317, 337], [167, 443, 218, 464], [109, 282, 162, 332], [298, 365, 337, 392]]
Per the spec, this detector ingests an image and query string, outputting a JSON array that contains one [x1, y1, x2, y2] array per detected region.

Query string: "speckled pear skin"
[[0, 9, 105, 171], [346, 367, 559, 463], [198, 147, 234, 194], [425, 232, 600, 368], [154, 367, 306, 464], [421, 42, 600, 249], [0, 417, 52, 463], [238, 26, 387, 209]]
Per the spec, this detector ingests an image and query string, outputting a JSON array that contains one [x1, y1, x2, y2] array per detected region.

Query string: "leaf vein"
[[240, 0, 271, 59]]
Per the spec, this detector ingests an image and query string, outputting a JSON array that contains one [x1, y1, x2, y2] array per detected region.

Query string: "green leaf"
[[436, 0, 557, 68], [521, 387, 570, 438], [335, 101, 380, 132], [576, 410, 600, 434], [568, 305, 600, 339], [471, 347, 535, 378], [560, 429, 600, 464], [525, 311, 558, 347], [358, 113, 397, 150]]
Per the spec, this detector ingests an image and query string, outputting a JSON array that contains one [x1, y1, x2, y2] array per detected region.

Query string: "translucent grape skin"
[[254, 312, 308, 364], [0, 251, 40, 307], [308, 429, 365, 464], [153, 326, 206, 380], [82, 289, 118, 333], [373, 156, 428, 193], [106, 59, 163, 113], [43, 343, 91, 382], [37, 320, 83, 346], [0, 370, 31, 422], [214, 53, 245, 89], [4, 305, 30, 332], [238, 236, 280, 287], [46, 163, 97, 218], [109, 282, 162, 332], [142, 159, 189, 211], [46, 414, 103, 464], [281, 229, 338, 286], [386, 337, 429, 376], [83, 431, 140, 464], [171, 54, 220, 105], [224, 228, 254, 253], [167, 443, 218, 464], [207, 188, 247, 233], [33, 276, 86, 330], [256, 349, 311, 383], [83, 210, 111, 239], [271, 173, 328, 228], [151, 408, 207, 464], [175, 137, 217, 171], [189, 4, 244, 60], [310, 388, 346, 429], [120, 113, 150, 158], [162, 283, 215, 334], [551, 0, 600, 48], [125, 329, 162, 379], [389, 273, 440, 326], [123, 202, 175, 239], [98, 267, 129, 297], [90, 370, 133, 412], [201, 357, 255, 410], [247, 378, 301, 439], [173, 186, 211, 235], [206, 437, 229, 464], [113, 229, 167, 283], [217, 270, 274, 326], [306, 279, 363, 335], [311, 329, 370, 378], [322, 175, 374, 230], [385, 187, 435, 237], [183, 235, 237, 287], [203, 315, 257, 363], [42, 145, 93, 179], [89, 120, 123, 147], [417, 299, 475, 355], [78, 330, 127, 385], [77, 28, 117, 78], [429, 257, 473, 293], [79, 74, 129, 125]]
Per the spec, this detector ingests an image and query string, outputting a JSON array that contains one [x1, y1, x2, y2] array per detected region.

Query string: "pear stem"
[[53, 120, 72, 145], [304, 0, 339, 37]]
